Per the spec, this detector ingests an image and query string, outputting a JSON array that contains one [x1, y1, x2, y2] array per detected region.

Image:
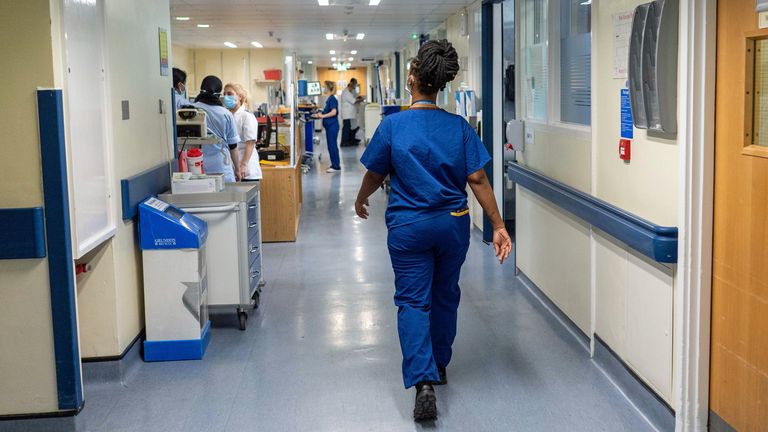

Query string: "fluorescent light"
[[286, 56, 293, 63], [308, 60, 313, 64], [330, 50, 336, 54], [197, 24, 210, 28], [356, 33, 365, 40], [580, 0, 591, 4], [326, 33, 334, 40], [175, 16, 190, 21], [318, 0, 329, 5], [331, 57, 337, 61], [351, 50, 357, 55], [224, 42, 237, 48], [251, 41, 263, 48], [348, 57, 353, 61], [369, 0, 381, 5]]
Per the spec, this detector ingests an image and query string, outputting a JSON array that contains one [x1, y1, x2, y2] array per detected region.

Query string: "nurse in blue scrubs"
[[312, 81, 342, 173], [191, 75, 241, 183], [355, 40, 512, 422]]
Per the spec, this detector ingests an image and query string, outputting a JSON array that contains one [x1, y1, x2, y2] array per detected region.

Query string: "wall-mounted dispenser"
[[628, 0, 678, 135]]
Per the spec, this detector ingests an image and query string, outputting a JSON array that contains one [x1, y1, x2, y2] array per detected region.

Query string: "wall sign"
[[159, 28, 169, 76], [621, 88, 634, 139]]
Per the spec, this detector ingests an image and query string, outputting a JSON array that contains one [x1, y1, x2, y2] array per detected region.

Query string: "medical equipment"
[[176, 108, 208, 138]]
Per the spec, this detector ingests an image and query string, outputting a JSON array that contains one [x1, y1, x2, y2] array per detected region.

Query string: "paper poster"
[[159, 28, 169, 76], [613, 12, 634, 79], [620, 88, 634, 139]]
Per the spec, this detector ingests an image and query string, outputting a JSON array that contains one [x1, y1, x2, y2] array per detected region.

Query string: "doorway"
[[710, 0, 768, 429], [502, 0, 516, 232]]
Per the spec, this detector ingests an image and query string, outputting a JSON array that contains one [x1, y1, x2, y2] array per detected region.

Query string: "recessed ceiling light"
[[224, 42, 237, 48], [308, 60, 314, 64], [348, 57, 354, 61], [175, 16, 190, 21], [318, 0, 329, 5], [412, 33, 418, 39], [197, 24, 210, 28], [330, 50, 336, 55], [356, 33, 365, 40], [251, 41, 263, 48], [351, 50, 357, 55], [369, 0, 381, 5], [331, 57, 337, 61], [326, 33, 334, 40]]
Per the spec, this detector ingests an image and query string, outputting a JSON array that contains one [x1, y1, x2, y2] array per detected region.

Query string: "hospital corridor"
[[0, 0, 766, 431]]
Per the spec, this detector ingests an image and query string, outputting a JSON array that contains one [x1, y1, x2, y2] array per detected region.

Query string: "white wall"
[[0, 0, 63, 416], [514, 0, 677, 405], [76, 0, 173, 358]]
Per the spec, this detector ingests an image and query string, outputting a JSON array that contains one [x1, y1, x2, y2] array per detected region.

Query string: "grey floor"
[[3, 145, 654, 432]]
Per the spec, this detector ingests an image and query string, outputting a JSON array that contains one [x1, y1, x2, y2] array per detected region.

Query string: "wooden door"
[[711, 1, 768, 430]]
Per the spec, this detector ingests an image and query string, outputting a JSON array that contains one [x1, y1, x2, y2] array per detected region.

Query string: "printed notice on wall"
[[159, 28, 169, 76], [613, 12, 634, 79], [620, 88, 634, 139]]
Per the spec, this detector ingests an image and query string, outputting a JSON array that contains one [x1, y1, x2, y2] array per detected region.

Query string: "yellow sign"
[[159, 28, 169, 76]]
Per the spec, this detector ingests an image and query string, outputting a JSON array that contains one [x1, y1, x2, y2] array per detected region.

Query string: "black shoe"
[[413, 382, 437, 422], [434, 367, 447, 385]]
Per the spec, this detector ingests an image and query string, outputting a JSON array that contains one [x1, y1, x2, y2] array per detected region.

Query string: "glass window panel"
[[524, 0, 548, 121], [560, 0, 591, 126], [754, 39, 768, 146]]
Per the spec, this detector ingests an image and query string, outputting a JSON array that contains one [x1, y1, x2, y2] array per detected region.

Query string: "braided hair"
[[411, 39, 460, 94]]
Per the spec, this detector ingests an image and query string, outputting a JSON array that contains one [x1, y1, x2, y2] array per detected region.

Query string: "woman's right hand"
[[493, 227, 512, 264], [355, 198, 370, 219]]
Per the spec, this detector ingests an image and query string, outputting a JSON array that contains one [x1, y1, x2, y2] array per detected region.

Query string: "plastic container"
[[187, 148, 204, 174], [264, 69, 282, 81]]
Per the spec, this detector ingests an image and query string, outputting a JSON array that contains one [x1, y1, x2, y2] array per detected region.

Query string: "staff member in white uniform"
[[340, 78, 363, 147], [223, 83, 262, 181]]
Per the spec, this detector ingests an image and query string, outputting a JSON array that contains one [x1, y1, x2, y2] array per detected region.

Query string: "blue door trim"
[[481, 1, 495, 242], [395, 52, 401, 100], [37, 89, 83, 410]]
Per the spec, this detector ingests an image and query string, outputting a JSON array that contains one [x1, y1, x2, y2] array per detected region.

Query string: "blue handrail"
[[508, 163, 678, 263], [120, 162, 171, 220]]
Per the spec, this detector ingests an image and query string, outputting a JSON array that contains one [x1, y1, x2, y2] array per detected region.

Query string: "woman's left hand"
[[355, 198, 370, 219]]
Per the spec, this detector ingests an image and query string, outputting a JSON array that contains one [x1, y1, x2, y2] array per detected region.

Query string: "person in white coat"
[[223, 83, 262, 181], [340, 78, 363, 147]]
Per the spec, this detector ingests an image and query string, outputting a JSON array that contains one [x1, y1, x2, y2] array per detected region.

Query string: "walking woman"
[[355, 40, 513, 422], [312, 81, 342, 173], [191, 75, 240, 182]]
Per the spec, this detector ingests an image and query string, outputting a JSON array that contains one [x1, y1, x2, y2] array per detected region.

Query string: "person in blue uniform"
[[191, 75, 241, 183], [355, 40, 512, 422], [312, 81, 341, 173]]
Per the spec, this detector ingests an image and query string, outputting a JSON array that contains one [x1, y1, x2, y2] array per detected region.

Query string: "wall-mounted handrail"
[[120, 162, 171, 221], [508, 163, 678, 263], [0, 207, 46, 259]]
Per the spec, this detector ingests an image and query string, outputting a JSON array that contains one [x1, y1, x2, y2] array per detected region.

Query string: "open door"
[[711, 1, 768, 429]]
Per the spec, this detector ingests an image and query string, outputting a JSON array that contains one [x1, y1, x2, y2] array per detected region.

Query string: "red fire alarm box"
[[619, 139, 631, 161]]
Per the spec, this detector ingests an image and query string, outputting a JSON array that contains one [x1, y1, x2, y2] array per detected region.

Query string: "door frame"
[[675, 0, 716, 431]]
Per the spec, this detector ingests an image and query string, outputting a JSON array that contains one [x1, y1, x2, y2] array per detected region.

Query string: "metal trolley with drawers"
[[161, 183, 264, 330]]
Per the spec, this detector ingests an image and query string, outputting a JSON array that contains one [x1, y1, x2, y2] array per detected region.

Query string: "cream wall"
[[75, 0, 173, 358], [172, 47, 286, 110], [514, 0, 677, 405], [0, 0, 62, 416]]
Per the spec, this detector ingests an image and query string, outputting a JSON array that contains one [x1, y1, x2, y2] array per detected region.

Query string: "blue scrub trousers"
[[387, 211, 471, 389], [324, 122, 341, 170]]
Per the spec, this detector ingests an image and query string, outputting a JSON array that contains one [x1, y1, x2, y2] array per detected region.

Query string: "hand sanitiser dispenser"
[[139, 197, 211, 361]]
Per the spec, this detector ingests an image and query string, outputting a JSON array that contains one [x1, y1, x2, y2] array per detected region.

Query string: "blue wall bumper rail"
[[0, 208, 46, 259], [508, 163, 678, 263], [121, 162, 171, 220]]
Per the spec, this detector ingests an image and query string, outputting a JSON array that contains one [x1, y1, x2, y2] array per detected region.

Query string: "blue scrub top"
[[361, 109, 491, 228], [322, 95, 339, 129], [191, 102, 240, 182]]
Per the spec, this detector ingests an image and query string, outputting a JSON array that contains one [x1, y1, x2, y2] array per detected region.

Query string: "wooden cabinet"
[[260, 162, 302, 242]]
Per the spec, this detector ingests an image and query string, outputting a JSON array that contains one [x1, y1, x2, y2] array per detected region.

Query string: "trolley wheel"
[[238, 311, 247, 331], [251, 291, 260, 310]]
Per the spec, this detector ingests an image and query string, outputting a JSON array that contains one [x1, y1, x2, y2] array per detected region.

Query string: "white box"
[[172, 173, 218, 194]]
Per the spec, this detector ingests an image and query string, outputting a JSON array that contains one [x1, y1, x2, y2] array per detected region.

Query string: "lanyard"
[[410, 100, 439, 110]]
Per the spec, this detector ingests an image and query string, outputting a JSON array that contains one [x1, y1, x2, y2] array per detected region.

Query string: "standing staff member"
[[312, 81, 341, 173], [340, 78, 363, 147], [173, 67, 191, 110], [223, 83, 262, 181], [355, 40, 512, 422], [191, 75, 240, 183]]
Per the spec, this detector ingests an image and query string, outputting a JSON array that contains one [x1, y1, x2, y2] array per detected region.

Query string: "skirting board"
[[516, 270, 675, 432]]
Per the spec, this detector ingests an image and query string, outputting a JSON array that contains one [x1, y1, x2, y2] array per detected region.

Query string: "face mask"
[[223, 95, 237, 109]]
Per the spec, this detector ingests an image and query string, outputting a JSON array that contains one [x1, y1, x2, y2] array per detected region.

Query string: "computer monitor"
[[307, 81, 322, 96]]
